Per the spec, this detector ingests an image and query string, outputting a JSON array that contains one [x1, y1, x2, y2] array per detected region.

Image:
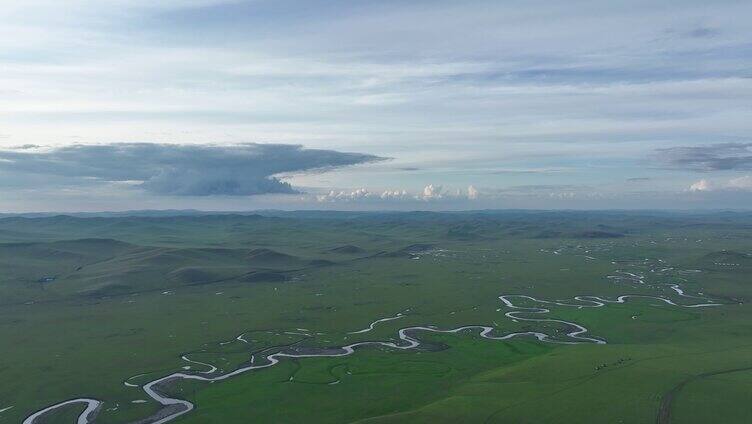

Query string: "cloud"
[[689, 179, 712, 192], [2, 1, 752, 211], [727, 175, 752, 190], [382, 189, 409, 200], [421, 184, 443, 200], [490, 168, 567, 175], [658, 143, 752, 171], [315, 184, 481, 203], [316, 188, 410, 202], [685, 26, 720, 39], [688, 175, 752, 192], [417, 184, 481, 201], [0, 143, 383, 196]]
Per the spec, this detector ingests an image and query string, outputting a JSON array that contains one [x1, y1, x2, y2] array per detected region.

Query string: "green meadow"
[[1, 211, 752, 423]]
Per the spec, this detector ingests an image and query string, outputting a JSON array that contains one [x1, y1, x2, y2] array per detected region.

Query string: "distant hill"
[[3, 210, 752, 305], [0, 237, 337, 302], [573, 231, 625, 239], [379, 243, 436, 258], [699, 250, 752, 273], [247, 248, 306, 269], [241, 271, 288, 283], [327, 245, 366, 254]]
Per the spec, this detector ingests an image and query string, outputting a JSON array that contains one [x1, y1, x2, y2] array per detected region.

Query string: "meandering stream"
[[22, 286, 724, 424]]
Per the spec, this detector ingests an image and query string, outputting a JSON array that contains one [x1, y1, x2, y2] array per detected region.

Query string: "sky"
[[1, 0, 751, 212]]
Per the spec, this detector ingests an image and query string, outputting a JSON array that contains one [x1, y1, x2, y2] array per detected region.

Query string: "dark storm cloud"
[[657, 143, 752, 171], [0, 143, 384, 196]]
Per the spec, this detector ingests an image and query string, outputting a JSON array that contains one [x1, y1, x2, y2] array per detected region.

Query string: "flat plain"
[[1, 211, 751, 423]]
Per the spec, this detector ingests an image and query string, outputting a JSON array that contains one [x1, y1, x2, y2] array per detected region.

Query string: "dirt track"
[[656, 366, 752, 424]]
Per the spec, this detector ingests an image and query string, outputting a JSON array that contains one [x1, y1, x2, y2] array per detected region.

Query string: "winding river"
[[22, 399, 101, 424], [22, 286, 724, 424]]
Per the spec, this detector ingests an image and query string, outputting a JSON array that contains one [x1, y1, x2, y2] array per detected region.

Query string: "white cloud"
[[316, 188, 411, 202], [689, 176, 752, 192], [689, 179, 712, 192], [727, 176, 752, 190], [421, 184, 443, 200], [315, 184, 481, 203], [316, 188, 372, 202], [381, 189, 409, 199]]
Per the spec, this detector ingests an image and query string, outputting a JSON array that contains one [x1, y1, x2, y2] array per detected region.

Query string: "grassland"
[[1, 211, 751, 423]]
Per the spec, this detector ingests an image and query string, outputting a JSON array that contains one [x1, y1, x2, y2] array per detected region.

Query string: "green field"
[[2, 211, 752, 423]]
